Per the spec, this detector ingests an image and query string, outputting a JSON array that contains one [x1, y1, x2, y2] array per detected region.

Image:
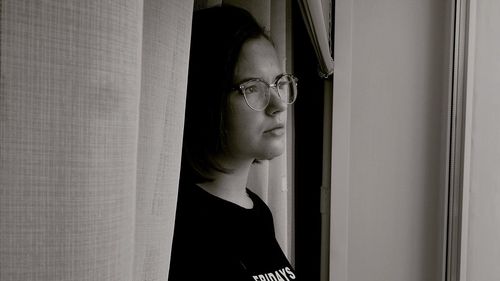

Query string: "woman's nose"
[[266, 87, 287, 115]]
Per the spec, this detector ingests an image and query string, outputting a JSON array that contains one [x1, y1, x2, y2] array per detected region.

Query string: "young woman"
[[168, 5, 298, 281]]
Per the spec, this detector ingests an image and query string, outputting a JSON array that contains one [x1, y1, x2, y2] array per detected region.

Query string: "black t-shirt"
[[169, 181, 297, 281]]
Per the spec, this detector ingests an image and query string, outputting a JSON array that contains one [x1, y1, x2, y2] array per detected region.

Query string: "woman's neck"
[[198, 160, 254, 209]]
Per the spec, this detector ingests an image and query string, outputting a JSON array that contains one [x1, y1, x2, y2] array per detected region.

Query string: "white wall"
[[464, 0, 500, 280], [331, 0, 451, 280]]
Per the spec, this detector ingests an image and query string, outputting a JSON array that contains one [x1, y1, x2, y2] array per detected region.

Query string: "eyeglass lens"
[[243, 75, 297, 111]]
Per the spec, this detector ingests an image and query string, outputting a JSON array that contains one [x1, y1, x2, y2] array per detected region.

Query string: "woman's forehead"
[[233, 37, 282, 83]]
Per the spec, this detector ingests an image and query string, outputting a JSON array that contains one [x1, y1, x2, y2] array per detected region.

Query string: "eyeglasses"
[[232, 74, 298, 111]]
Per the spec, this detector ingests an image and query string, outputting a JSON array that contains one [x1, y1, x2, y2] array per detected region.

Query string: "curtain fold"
[[0, 0, 193, 280], [298, 0, 334, 77], [134, 1, 193, 280]]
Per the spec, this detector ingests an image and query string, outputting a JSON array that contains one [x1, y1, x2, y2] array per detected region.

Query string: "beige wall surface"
[[465, 0, 500, 280], [332, 0, 451, 280]]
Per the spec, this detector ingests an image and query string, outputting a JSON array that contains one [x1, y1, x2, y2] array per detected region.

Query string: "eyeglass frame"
[[231, 73, 298, 111]]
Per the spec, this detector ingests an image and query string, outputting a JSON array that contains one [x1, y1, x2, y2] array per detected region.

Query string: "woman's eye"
[[245, 85, 259, 94]]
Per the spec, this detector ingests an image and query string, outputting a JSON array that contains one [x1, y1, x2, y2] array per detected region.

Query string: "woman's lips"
[[264, 125, 285, 136]]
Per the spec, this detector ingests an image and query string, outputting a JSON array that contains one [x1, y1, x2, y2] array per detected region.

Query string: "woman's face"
[[222, 37, 287, 164]]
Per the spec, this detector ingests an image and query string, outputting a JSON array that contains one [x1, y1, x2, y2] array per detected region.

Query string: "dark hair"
[[181, 5, 268, 183]]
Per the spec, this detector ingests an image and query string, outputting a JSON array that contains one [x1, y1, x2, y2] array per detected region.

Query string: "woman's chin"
[[256, 143, 285, 161]]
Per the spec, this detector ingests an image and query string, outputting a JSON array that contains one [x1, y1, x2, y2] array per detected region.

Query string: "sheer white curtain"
[[297, 1, 334, 279], [0, 1, 298, 280], [0, 1, 192, 280], [298, 0, 334, 77]]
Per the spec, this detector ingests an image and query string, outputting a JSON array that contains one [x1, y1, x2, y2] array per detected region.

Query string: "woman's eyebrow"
[[234, 77, 263, 85], [234, 73, 285, 85]]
